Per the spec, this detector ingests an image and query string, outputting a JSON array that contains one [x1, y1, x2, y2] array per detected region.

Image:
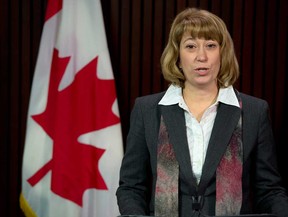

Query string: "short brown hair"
[[161, 8, 239, 88]]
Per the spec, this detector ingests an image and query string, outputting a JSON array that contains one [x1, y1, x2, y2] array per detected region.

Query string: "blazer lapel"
[[198, 103, 241, 194], [160, 104, 198, 191]]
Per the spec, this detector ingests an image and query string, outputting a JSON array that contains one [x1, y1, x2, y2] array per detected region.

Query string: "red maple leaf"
[[27, 48, 120, 206]]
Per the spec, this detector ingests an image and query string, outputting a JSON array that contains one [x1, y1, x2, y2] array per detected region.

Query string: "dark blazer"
[[116, 90, 288, 217]]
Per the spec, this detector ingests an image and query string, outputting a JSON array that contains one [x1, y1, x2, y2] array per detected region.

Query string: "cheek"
[[179, 54, 193, 68], [213, 56, 221, 70], [216, 58, 221, 69]]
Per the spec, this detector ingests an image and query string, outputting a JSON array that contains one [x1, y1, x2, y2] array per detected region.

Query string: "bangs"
[[180, 17, 223, 44]]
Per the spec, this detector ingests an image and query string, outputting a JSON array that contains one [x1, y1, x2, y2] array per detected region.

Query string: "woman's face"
[[179, 32, 221, 89]]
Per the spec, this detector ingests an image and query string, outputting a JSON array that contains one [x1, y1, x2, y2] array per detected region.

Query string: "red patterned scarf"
[[216, 113, 243, 215], [155, 116, 179, 217]]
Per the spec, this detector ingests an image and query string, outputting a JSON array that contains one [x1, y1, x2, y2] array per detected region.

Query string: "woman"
[[116, 7, 288, 217]]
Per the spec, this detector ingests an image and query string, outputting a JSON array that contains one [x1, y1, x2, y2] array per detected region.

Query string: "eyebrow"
[[182, 37, 194, 43], [182, 37, 218, 43]]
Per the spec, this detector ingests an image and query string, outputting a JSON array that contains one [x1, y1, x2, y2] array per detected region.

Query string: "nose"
[[196, 47, 207, 62]]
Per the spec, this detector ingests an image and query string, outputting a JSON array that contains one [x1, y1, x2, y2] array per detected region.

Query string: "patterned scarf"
[[155, 100, 243, 217], [216, 111, 243, 215], [155, 116, 179, 217]]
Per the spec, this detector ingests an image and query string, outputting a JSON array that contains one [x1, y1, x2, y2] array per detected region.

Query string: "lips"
[[195, 67, 209, 71], [194, 67, 209, 75]]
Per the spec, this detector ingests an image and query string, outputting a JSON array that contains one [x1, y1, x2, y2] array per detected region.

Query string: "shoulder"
[[237, 91, 270, 113], [238, 92, 268, 106], [134, 91, 166, 109], [129, 92, 165, 123]]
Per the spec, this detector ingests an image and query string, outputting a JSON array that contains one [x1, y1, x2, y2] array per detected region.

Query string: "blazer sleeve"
[[252, 99, 288, 217], [116, 97, 151, 215]]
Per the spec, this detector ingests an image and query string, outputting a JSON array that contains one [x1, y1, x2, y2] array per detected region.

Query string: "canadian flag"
[[20, 0, 123, 217]]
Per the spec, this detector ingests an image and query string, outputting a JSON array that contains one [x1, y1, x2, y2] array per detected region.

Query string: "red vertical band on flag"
[[45, 0, 63, 21]]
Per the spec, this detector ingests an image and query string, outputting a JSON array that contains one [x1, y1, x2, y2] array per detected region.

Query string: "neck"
[[182, 85, 219, 122], [182, 84, 219, 104]]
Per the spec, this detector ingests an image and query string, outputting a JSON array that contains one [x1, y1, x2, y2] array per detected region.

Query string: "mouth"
[[195, 67, 209, 71], [195, 67, 209, 74]]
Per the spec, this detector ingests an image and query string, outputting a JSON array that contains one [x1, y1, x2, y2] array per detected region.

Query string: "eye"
[[206, 42, 219, 49], [185, 44, 196, 49]]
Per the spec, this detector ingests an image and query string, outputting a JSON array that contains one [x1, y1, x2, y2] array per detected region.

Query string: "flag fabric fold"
[[20, 0, 123, 216]]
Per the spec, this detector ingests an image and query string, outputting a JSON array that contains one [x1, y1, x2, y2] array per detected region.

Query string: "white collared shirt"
[[159, 85, 240, 183]]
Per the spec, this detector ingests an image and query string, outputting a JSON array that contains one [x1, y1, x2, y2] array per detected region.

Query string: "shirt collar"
[[158, 85, 182, 105], [159, 84, 240, 108]]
